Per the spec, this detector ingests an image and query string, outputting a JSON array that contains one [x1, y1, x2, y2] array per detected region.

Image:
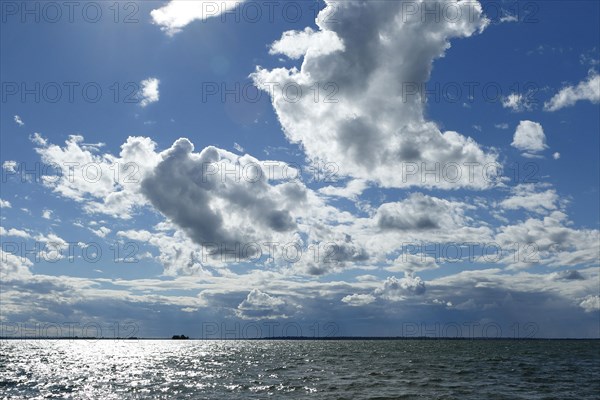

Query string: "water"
[[1, 340, 598, 399]]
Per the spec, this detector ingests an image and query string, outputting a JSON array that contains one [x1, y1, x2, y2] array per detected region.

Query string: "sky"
[[0, 0, 599, 339]]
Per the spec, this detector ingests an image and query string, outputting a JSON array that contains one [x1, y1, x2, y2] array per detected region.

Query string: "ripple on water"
[[0, 340, 599, 399]]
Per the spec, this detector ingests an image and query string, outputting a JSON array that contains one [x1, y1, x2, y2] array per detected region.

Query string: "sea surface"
[[1, 339, 599, 399]]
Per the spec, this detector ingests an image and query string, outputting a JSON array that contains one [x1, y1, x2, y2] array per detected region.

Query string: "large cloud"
[[29, 134, 376, 272], [140, 138, 304, 260], [252, 0, 498, 189]]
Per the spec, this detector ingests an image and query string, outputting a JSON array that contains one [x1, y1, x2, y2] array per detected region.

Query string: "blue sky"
[[1, 0, 599, 338]]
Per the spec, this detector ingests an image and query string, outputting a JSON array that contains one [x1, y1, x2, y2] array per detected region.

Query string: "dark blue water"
[[1, 340, 598, 399]]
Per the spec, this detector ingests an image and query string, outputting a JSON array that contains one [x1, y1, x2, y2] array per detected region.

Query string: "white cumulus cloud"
[[544, 73, 600, 111], [32, 134, 161, 219], [0, 227, 31, 238], [236, 289, 289, 320], [252, 0, 497, 190], [151, 0, 244, 35], [579, 295, 600, 312], [269, 27, 345, 60], [341, 293, 376, 306], [499, 184, 559, 214], [139, 78, 160, 107], [511, 120, 547, 155], [502, 93, 533, 112], [374, 274, 426, 301], [318, 179, 368, 200]]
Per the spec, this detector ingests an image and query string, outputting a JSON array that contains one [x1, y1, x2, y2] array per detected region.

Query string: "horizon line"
[[2, 336, 599, 341]]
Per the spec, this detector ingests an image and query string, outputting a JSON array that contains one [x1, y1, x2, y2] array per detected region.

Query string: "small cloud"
[[236, 289, 289, 320], [0, 227, 31, 238], [355, 274, 378, 282], [521, 152, 545, 159], [233, 142, 244, 153], [0, 199, 12, 208], [433, 298, 453, 307], [544, 73, 600, 111], [502, 93, 523, 111], [580, 295, 600, 312], [29, 132, 47, 146], [580, 52, 600, 67], [502, 92, 535, 112], [374, 274, 426, 301], [139, 77, 160, 107], [2, 161, 17, 173], [553, 152, 561, 160], [151, 0, 245, 36], [386, 253, 439, 273], [81, 142, 106, 152], [500, 14, 518, 23], [90, 226, 111, 238], [42, 209, 53, 219], [341, 293, 376, 306], [318, 179, 368, 201], [512, 120, 548, 156], [14, 115, 24, 126], [495, 123, 509, 130]]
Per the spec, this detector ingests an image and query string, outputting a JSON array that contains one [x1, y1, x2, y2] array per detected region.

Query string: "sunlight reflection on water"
[[1, 339, 599, 399]]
